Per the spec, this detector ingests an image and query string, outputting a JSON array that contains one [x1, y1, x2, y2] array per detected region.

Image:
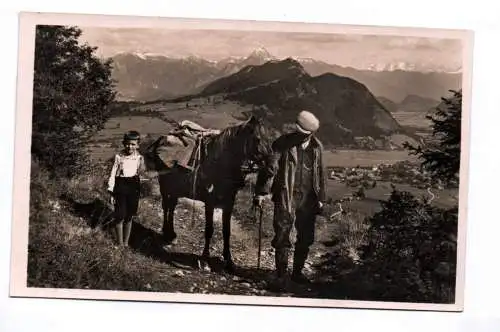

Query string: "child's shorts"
[[112, 176, 140, 221]]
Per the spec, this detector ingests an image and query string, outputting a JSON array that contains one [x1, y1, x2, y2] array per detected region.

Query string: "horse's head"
[[239, 115, 273, 169]]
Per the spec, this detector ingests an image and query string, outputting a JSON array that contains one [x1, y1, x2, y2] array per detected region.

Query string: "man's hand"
[[253, 195, 266, 208], [317, 201, 324, 214]]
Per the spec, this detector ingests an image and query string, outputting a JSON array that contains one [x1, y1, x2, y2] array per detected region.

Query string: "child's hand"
[[108, 191, 115, 206]]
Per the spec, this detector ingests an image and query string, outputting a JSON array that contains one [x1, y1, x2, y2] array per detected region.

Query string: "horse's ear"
[[243, 115, 261, 132]]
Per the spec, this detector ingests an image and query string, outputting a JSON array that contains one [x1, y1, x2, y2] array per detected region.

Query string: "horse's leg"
[[222, 194, 236, 273], [162, 195, 178, 245], [200, 198, 215, 271]]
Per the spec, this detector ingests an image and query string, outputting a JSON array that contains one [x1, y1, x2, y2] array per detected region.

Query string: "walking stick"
[[251, 180, 264, 269]]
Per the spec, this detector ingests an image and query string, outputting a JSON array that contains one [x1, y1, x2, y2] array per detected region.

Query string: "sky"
[[79, 27, 464, 72]]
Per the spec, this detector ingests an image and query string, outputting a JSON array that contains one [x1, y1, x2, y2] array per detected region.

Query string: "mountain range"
[[110, 47, 462, 103], [176, 58, 402, 146]]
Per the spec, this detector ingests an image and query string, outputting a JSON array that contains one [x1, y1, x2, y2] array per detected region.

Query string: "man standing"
[[254, 110, 326, 286]]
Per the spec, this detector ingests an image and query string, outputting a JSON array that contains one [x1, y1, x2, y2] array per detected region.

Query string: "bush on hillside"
[[321, 90, 461, 303], [352, 90, 462, 302], [355, 188, 458, 303]]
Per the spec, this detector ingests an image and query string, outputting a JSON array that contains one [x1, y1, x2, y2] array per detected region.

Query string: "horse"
[[143, 115, 272, 272]]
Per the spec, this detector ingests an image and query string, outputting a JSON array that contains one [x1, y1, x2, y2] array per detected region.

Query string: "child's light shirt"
[[107, 151, 145, 192]]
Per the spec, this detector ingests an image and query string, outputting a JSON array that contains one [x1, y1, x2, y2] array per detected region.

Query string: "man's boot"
[[275, 248, 289, 278], [291, 247, 311, 284]]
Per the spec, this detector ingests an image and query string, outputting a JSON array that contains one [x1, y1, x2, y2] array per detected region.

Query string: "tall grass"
[[329, 208, 370, 262], [27, 158, 167, 291]]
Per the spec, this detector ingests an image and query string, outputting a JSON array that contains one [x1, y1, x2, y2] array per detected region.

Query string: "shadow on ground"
[[64, 195, 200, 268], [63, 194, 371, 301]]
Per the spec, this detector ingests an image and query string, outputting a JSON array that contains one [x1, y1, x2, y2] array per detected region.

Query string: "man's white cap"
[[295, 110, 320, 134]]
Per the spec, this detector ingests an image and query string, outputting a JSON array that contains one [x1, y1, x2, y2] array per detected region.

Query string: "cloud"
[[384, 37, 462, 52], [284, 32, 361, 44]]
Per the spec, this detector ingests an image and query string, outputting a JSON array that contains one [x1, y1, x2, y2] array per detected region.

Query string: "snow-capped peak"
[[132, 52, 148, 60], [366, 61, 462, 73], [126, 51, 170, 60], [294, 57, 316, 64], [247, 46, 274, 60]]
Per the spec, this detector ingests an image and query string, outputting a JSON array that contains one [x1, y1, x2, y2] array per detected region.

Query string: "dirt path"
[[127, 194, 338, 298]]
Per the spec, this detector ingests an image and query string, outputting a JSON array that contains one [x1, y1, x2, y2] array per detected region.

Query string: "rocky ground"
[[116, 193, 343, 298]]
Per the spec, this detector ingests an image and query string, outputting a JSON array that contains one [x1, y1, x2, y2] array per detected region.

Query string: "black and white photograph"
[[9, 12, 473, 311]]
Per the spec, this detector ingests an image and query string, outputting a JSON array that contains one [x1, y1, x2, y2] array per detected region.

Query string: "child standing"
[[107, 130, 146, 247]]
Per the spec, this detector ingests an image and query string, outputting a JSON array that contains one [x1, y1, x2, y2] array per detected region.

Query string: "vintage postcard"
[[10, 11, 474, 312]]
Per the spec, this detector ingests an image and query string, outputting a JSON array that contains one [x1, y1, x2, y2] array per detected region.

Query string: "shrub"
[[357, 188, 458, 303], [327, 90, 462, 303]]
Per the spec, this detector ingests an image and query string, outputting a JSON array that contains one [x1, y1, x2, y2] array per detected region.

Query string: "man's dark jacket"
[[255, 132, 326, 216]]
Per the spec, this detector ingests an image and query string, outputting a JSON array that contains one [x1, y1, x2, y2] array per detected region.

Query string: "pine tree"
[[31, 25, 116, 177], [404, 90, 462, 187]]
